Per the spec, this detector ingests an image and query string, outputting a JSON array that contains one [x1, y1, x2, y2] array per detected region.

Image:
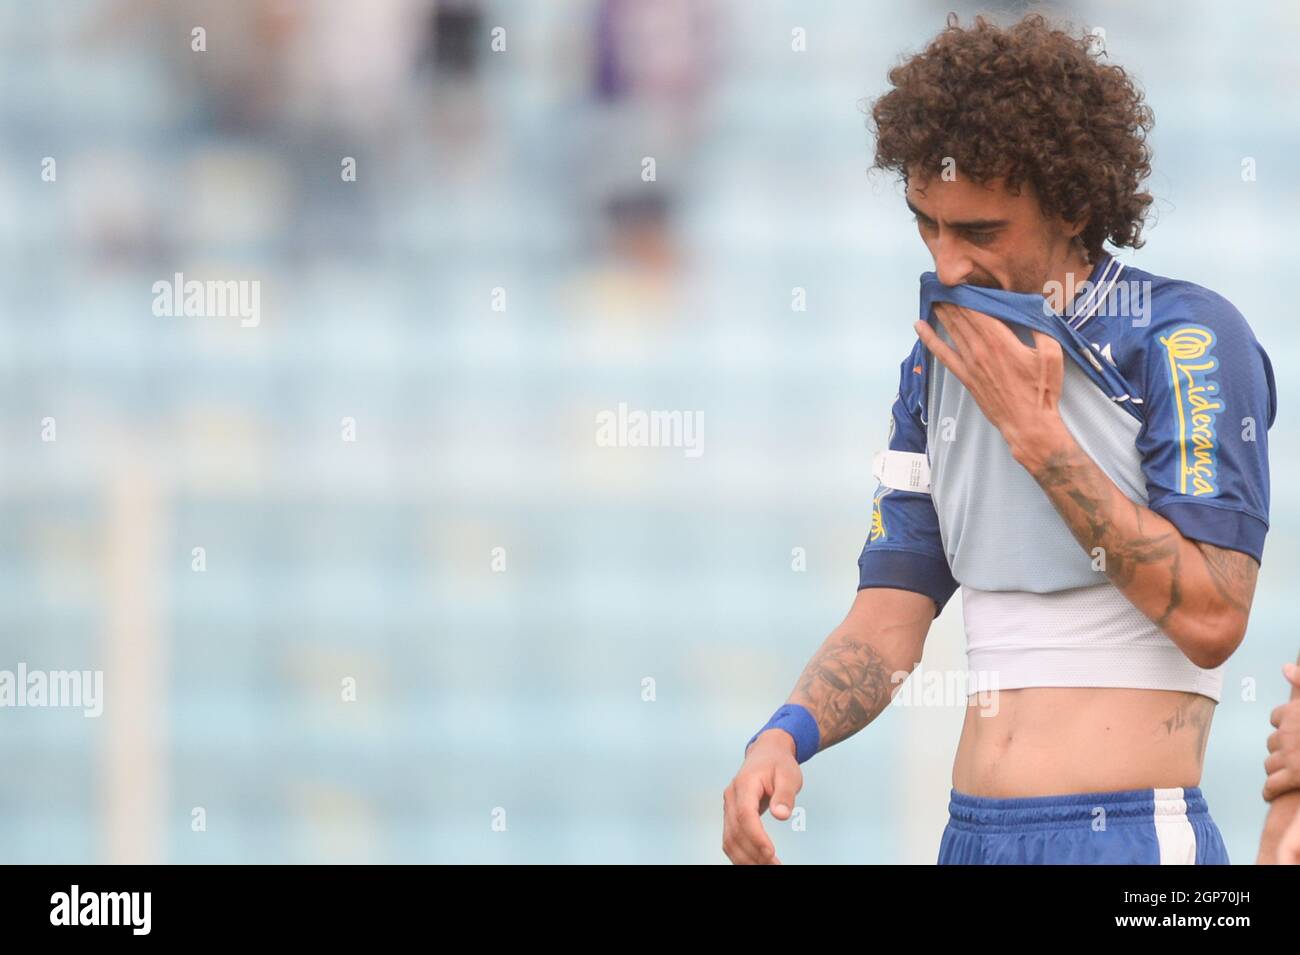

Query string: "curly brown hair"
[[869, 12, 1155, 258]]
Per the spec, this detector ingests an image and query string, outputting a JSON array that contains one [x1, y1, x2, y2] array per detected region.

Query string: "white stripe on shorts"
[[1153, 786, 1196, 865]]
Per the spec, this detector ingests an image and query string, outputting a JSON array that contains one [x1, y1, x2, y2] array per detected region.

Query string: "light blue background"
[[0, 0, 1295, 863]]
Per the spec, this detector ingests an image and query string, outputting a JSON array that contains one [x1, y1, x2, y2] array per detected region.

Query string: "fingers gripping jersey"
[[857, 254, 1276, 621]]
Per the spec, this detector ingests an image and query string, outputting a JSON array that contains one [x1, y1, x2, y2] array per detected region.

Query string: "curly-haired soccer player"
[[723, 13, 1276, 865]]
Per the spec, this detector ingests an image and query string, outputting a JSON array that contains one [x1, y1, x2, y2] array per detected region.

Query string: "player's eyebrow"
[[905, 199, 1009, 230]]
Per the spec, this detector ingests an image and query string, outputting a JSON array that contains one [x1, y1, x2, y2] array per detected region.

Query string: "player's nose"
[[932, 238, 975, 287]]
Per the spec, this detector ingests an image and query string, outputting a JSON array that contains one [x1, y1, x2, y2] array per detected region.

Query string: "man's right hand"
[[722, 728, 804, 865]]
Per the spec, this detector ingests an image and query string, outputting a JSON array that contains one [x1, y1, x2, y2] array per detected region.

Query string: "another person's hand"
[[1263, 663, 1300, 801], [1277, 810, 1300, 865], [722, 729, 804, 864]]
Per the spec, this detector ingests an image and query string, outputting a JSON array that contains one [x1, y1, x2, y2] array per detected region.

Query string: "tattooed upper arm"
[[1194, 539, 1259, 632]]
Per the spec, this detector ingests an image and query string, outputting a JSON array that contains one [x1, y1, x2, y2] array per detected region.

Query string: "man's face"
[[904, 168, 1083, 293]]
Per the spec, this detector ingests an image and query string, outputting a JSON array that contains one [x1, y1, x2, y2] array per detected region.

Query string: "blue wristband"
[[745, 703, 820, 764]]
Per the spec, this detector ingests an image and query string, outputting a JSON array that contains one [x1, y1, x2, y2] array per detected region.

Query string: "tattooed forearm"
[[791, 637, 898, 750], [1014, 419, 1257, 666], [1035, 445, 1182, 608]]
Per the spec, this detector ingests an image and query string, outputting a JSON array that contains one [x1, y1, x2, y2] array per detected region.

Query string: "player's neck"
[[1039, 244, 1096, 307]]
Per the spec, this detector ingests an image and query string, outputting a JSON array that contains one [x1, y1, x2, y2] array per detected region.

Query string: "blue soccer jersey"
[[857, 252, 1277, 616]]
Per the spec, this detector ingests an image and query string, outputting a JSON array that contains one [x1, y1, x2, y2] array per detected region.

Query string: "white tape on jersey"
[[872, 449, 931, 494]]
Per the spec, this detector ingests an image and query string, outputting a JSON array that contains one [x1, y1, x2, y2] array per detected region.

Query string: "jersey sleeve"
[[1136, 288, 1276, 564], [857, 338, 959, 616]]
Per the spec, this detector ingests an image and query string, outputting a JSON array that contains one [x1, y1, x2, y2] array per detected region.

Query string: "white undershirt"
[[961, 582, 1224, 702]]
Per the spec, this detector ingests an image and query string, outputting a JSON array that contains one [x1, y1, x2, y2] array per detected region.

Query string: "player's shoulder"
[[1114, 258, 1277, 425], [1102, 260, 1263, 388], [1120, 261, 1255, 343]]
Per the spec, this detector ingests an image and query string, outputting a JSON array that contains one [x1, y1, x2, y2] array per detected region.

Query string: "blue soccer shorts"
[[937, 786, 1230, 864]]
